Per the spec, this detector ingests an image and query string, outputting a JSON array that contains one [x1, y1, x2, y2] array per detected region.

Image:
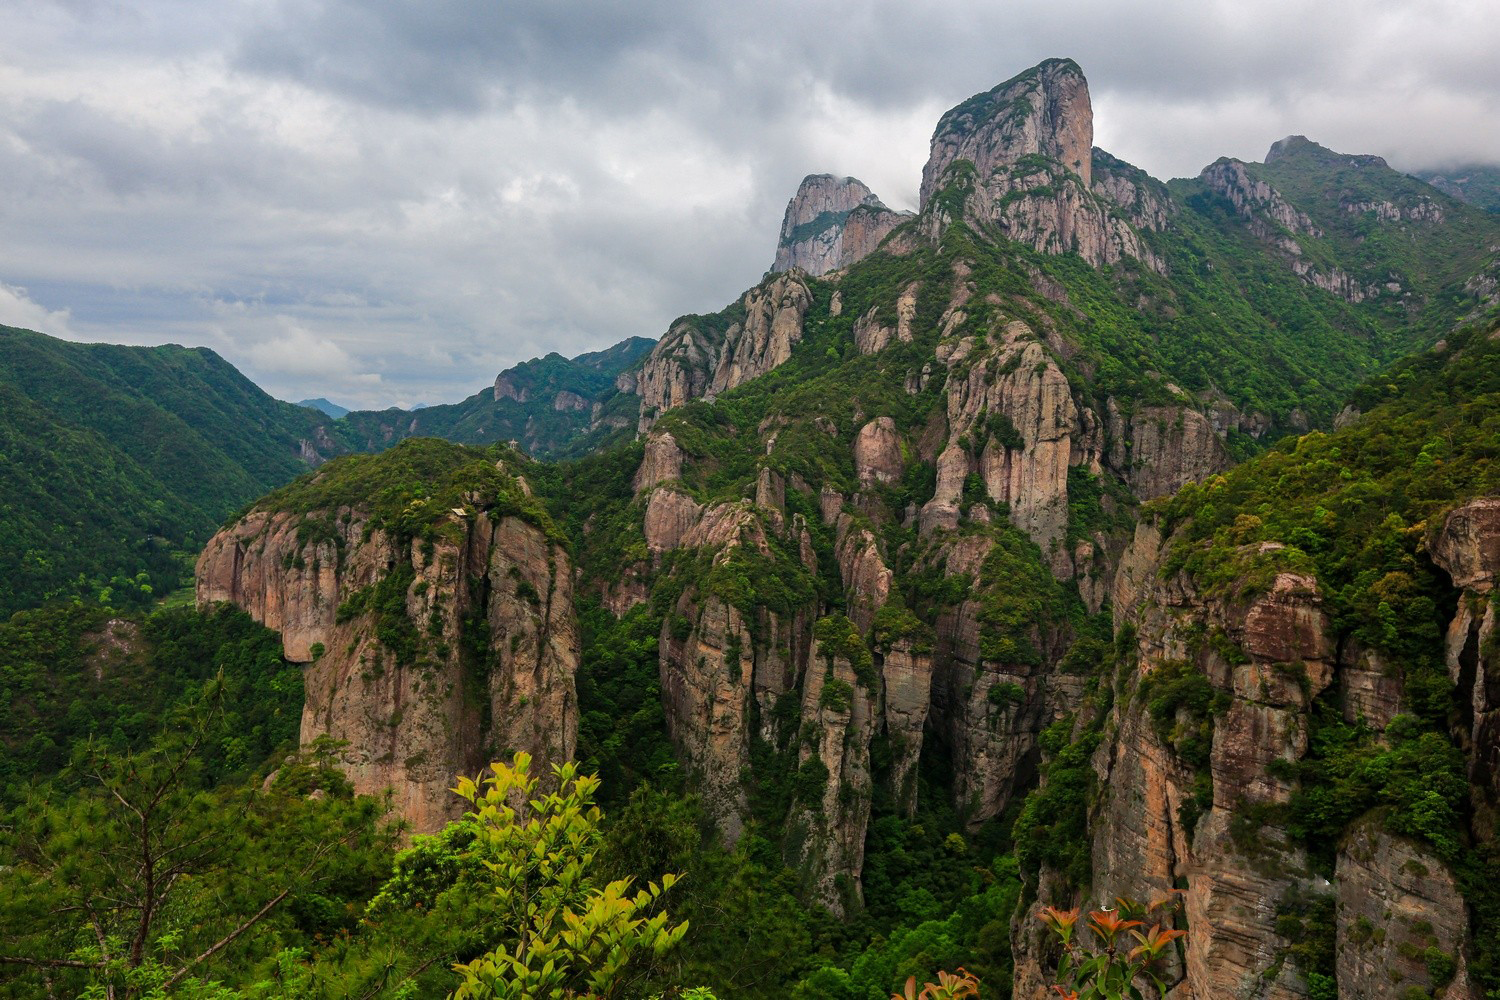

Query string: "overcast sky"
[[2, 0, 1496, 409]]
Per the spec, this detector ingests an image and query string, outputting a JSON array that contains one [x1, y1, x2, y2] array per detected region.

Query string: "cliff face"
[[1433, 497, 1500, 840], [1005, 499, 1496, 999], [772, 175, 910, 276], [919, 59, 1164, 273], [196, 454, 579, 834], [633, 272, 813, 431]]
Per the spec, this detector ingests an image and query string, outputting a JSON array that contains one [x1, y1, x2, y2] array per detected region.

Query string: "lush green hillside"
[[0, 326, 333, 616], [336, 337, 655, 459], [1415, 164, 1500, 213]]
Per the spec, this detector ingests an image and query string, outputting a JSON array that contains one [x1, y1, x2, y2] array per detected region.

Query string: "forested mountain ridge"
[[0, 330, 656, 617], [0, 326, 339, 616], [333, 336, 656, 459], [7, 55, 1500, 1000]]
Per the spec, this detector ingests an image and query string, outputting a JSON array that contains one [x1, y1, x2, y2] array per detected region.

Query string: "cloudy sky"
[[2, 0, 1496, 409]]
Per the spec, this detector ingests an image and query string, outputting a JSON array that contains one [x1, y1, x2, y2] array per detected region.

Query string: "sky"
[[1, 0, 1497, 410]]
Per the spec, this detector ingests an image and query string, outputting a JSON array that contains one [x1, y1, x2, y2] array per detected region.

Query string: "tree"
[[446, 753, 689, 1000], [0, 681, 392, 1000]]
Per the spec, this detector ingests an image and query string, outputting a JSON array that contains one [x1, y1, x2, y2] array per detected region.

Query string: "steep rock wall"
[[634, 273, 812, 431], [772, 174, 909, 276], [197, 504, 579, 834]]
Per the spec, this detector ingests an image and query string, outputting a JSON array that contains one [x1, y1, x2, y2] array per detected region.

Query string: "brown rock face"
[[1071, 532, 1340, 999], [1116, 405, 1231, 501], [853, 417, 904, 487], [1336, 822, 1480, 999], [196, 505, 579, 834], [787, 646, 876, 915], [922, 58, 1094, 205], [633, 431, 684, 493], [1431, 496, 1500, 592], [1433, 498, 1500, 834], [772, 174, 909, 276], [658, 594, 757, 841], [634, 273, 812, 431], [923, 320, 1080, 563], [919, 59, 1163, 272]]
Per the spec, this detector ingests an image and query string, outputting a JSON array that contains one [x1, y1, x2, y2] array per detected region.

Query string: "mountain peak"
[[921, 57, 1093, 209], [1265, 134, 1388, 170], [771, 174, 909, 276]]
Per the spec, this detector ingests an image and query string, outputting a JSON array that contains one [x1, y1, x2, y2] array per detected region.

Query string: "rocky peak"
[[772, 174, 909, 276], [916, 59, 1163, 273], [920, 57, 1093, 210], [1265, 134, 1389, 170]]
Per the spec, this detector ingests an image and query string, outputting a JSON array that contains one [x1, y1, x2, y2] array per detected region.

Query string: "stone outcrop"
[[633, 273, 812, 431], [1086, 535, 1340, 999], [196, 498, 578, 835], [922, 319, 1082, 562], [1336, 822, 1479, 999], [1112, 404, 1231, 501], [853, 417, 903, 487], [1200, 156, 1384, 304], [1432, 497, 1500, 837], [922, 58, 1094, 203], [787, 643, 876, 913], [919, 59, 1163, 272], [772, 174, 909, 276], [633, 431, 684, 493]]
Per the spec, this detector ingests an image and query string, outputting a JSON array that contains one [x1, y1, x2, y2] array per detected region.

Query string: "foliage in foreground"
[[1039, 897, 1186, 1000]]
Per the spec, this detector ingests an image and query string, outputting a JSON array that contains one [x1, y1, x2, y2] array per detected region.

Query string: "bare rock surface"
[[197, 506, 578, 834], [772, 174, 909, 276]]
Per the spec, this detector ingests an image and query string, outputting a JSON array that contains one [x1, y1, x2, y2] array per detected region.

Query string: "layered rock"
[[922, 319, 1083, 562], [1432, 497, 1500, 836], [1336, 822, 1479, 999], [1079, 533, 1344, 999], [196, 501, 578, 834], [772, 174, 909, 276], [787, 642, 876, 913], [920, 59, 1163, 272], [633, 273, 812, 431]]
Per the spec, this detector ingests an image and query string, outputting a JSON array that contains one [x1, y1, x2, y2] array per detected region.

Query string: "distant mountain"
[[1413, 164, 1500, 213], [0, 325, 337, 617], [295, 396, 350, 418], [337, 336, 657, 459]]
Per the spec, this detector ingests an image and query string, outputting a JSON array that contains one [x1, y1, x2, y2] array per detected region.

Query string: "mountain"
[[296, 396, 350, 418], [1415, 163, 1500, 213], [335, 336, 656, 459], [771, 174, 912, 276], [9, 53, 1500, 1000], [0, 325, 338, 617]]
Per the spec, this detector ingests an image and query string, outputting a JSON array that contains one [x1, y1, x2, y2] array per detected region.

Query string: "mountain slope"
[[1415, 164, 1500, 213], [335, 336, 656, 459], [0, 326, 336, 616]]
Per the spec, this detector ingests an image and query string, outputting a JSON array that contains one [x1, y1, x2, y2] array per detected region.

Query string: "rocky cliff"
[[172, 53, 1500, 999], [632, 271, 813, 431], [196, 441, 579, 834], [772, 174, 911, 276], [919, 59, 1164, 272]]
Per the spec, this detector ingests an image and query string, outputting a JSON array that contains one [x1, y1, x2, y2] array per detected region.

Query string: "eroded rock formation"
[[772, 174, 910, 276], [197, 491, 578, 834]]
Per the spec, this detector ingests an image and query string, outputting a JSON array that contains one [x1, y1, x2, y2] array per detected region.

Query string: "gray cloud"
[[1, 0, 1497, 408]]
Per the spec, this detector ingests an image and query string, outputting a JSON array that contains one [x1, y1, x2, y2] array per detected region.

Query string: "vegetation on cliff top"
[[252, 437, 562, 545]]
